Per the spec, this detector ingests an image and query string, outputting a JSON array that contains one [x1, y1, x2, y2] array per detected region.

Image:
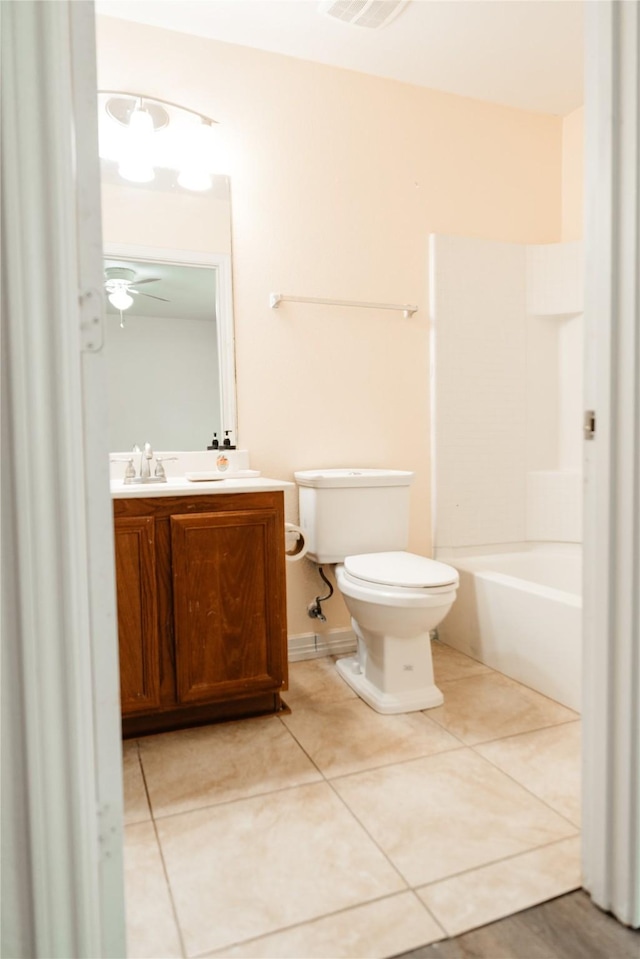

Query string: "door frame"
[[581, 0, 640, 928], [1, 2, 638, 955], [1, 2, 125, 955]]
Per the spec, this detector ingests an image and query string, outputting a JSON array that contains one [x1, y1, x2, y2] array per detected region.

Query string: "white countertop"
[[111, 476, 294, 499], [111, 476, 293, 499]]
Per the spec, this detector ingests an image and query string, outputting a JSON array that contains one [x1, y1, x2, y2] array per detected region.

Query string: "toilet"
[[294, 468, 459, 714]]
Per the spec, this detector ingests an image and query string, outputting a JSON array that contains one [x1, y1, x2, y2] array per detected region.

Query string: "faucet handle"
[[110, 457, 136, 483], [154, 455, 178, 480]]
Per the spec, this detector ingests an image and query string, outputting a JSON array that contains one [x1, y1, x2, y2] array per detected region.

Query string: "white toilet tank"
[[294, 468, 414, 563]]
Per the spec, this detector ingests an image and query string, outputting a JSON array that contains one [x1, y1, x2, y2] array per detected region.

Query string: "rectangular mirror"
[[101, 164, 236, 452]]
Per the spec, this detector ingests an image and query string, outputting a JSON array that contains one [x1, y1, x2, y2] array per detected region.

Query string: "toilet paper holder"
[[284, 522, 308, 562]]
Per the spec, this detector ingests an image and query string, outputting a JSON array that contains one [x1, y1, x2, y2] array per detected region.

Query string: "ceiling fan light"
[[108, 288, 134, 311]]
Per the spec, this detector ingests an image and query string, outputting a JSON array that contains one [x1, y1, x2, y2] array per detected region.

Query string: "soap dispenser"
[[222, 431, 236, 450], [207, 433, 219, 450]]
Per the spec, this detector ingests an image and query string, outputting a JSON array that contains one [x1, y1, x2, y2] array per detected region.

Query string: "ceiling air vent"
[[319, 0, 410, 30]]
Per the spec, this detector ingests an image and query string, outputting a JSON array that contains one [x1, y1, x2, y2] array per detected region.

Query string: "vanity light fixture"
[[98, 90, 221, 190], [116, 100, 155, 183]]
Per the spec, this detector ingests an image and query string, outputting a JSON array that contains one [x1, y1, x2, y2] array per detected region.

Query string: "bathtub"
[[437, 546, 582, 712]]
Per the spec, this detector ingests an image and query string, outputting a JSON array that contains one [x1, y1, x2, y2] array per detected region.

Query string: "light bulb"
[[108, 288, 134, 311], [129, 107, 154, 136], [177, 120, 216, 191], [118, 105, 155, 183]]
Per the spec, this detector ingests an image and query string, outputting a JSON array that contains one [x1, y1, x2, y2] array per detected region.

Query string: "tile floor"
[[122, 642, 582, 959]]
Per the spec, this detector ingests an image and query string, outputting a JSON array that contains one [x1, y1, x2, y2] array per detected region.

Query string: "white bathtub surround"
[[429, 236, 528, 550], [526, 470, 582, 542], [525, 241, 584, 316], [436, 545, 582, 711], [557, 312, 584, 471], [430, 235, 585, 735], [430, 234, 584, 552]]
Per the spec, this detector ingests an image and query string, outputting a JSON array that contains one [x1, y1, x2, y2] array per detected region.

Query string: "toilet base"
[[336, 655, 444, 714]]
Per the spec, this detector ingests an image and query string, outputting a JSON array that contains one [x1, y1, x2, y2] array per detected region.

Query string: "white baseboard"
[[288, 628, 357, 663]]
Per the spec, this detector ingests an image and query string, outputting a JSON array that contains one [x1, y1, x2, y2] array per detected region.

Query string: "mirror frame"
[[103, 241, 237, 447]]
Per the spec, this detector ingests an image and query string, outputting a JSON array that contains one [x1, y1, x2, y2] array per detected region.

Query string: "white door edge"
[[582, 0, 640, 929]]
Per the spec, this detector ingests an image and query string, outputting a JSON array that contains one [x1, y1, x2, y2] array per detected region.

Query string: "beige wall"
[[96, 16, 564, 636], [562, 106, 584, 240], [101, 179, 232, 254]]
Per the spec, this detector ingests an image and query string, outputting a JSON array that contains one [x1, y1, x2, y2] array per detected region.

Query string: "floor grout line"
[[123, 654, 584, 958], [412, 833, 583, 893], [463, 715, 582, 748], [146, 771, 327, 822], [188, 889, 447, 959], [135, 741, 189, 959], [277, 708, 415, 890], [466, 744, 582, 832], [407, 889, 449, 946], [323, 743, 469, 785]]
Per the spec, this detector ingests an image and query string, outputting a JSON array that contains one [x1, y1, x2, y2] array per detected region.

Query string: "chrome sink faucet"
[[140, 442, 153, 479], [112, 443, 175, 484]]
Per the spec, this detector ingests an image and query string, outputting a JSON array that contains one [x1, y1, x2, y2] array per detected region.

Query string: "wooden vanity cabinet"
[[113, 491, 288, 737], [114, 515, 160, 716]]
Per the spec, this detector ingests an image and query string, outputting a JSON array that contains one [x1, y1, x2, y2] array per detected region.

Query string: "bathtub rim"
[[465, 569, 582, 608], [435, 540, 581, 560], [435, 542, 582, 606]]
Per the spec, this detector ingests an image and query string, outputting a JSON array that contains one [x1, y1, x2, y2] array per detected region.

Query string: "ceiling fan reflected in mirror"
[[104, 267, 170, 327]]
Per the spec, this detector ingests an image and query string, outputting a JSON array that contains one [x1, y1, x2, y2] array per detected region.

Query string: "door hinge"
[[584, 410, 596, 440], [97, 801, 121, 863], [79, 288, 104, 353]]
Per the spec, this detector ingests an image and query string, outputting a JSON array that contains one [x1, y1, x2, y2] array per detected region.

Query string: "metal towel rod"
[[269, 292, 418, 318]]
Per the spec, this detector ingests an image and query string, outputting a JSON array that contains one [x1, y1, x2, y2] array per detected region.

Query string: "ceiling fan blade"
[[129, 277, 161, 286], [132, 289, 171, 302]]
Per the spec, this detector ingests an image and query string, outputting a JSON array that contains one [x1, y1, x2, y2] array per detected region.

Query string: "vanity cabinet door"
[[171, 508, 287, 705], [114, 516, 160, 715]]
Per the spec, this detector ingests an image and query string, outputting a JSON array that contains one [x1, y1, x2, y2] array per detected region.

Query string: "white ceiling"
[[96, 0, 584, 116]]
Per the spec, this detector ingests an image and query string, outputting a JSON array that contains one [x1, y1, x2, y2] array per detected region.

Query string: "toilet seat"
[[343, 551, 459, 590], [336, 560, 457, 610]]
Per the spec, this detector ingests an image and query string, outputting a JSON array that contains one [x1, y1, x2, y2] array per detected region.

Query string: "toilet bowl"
[[294, 468, 459, 715], [335, 551, 458, 714]]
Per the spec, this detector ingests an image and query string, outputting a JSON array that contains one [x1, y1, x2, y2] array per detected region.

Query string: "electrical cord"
[[307, 566, 334, 621]]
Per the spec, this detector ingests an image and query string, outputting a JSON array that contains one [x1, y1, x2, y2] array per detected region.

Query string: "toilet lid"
[[343, 551, 459, 589]]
